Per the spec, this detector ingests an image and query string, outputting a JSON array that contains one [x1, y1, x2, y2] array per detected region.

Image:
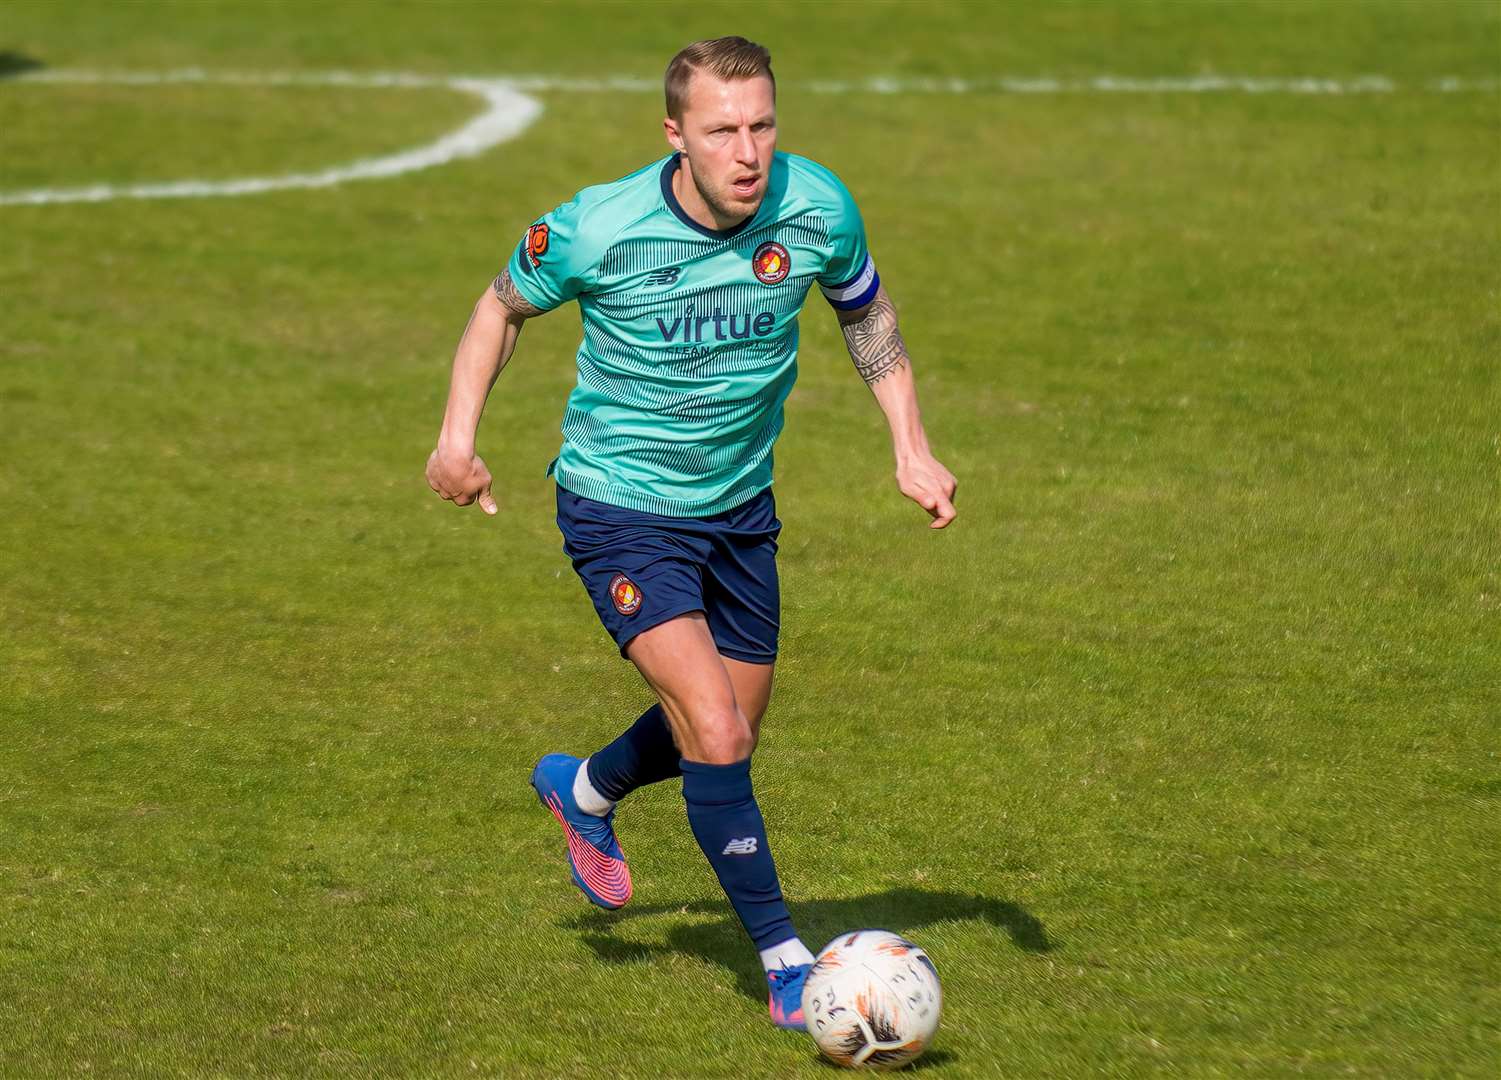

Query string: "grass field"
[[2, 1, 1498, 1076]]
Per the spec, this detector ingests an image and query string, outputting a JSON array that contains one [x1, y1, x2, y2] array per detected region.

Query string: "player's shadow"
[[0, 52, 45, 79], [560, 886, 1052, 1006]]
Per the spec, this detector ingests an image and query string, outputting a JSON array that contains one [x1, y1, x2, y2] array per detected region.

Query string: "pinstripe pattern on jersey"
[[547, 154, 857, 517]]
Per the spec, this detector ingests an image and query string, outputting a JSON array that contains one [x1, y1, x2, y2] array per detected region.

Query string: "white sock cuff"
[[759, 936, 816, 973], [572, 757, 614, 817]]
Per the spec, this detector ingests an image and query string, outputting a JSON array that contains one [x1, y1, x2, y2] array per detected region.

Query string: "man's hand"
[[896, 452, 958, 529], [426, 446, 499, 516]]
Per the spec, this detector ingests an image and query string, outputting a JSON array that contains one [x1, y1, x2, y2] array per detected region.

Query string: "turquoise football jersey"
[[504, 151, 880, 517]]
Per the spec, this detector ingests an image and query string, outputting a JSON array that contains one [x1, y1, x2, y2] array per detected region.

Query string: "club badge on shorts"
[[752, 241, 790, 285], [608, 573, 642, 616]]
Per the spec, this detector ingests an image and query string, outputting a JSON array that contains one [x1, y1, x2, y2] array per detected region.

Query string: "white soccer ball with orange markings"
[[801, 929, 942, 1070]]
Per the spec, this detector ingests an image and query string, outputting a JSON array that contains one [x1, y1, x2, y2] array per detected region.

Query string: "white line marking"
[[2, 68, 1495, 206], [0, 70, 543, 206], [460, 72, 1497, 95], [803, 75, 1499, 95]]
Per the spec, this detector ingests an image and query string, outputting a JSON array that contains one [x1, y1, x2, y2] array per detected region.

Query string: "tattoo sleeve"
[[492, 268, 546, 318], [839, 290, 908, 386]]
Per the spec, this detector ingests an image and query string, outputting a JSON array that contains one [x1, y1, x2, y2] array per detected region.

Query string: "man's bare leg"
[[724, 655, 774, 748], [625, 613, 814, 1025], [626, 612, 752, 762], [568, 628, 774, 825]]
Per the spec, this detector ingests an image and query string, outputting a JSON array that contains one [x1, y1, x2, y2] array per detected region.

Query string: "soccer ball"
[[801, 929, 942, 1070]]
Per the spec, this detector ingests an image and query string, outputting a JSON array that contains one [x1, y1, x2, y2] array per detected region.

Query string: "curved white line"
[[0, 70, 543, 206], [2, 67, 1493, 206]]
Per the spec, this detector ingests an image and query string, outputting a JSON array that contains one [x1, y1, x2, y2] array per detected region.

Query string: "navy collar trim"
[[659, 155, 758, 240]]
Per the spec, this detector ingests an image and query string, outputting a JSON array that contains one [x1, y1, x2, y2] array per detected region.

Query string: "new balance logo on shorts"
[[722, 837, 759, 855]]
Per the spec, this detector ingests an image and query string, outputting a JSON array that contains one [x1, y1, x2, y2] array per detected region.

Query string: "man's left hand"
[[896, 454, 958, 529]]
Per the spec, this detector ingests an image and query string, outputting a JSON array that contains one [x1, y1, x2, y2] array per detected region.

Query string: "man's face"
[[665, 72, 777, 222]]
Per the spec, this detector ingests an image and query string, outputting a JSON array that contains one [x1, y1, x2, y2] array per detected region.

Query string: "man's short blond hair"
[[664, 36, 775, 120]]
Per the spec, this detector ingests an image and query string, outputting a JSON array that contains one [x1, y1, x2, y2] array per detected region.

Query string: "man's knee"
[[686, 704, 755, 763]]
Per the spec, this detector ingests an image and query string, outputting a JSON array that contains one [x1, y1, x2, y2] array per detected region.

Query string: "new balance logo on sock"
[[722, 837, 759, 855]]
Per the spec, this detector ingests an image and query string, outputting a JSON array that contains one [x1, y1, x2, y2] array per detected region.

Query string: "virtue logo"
[[655, 303, 777, 343]]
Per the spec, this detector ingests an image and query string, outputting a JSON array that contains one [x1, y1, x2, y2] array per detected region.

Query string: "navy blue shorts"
[[555, 485, 781, 664]]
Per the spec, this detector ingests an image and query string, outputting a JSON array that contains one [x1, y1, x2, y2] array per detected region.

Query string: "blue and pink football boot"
[[530, 753, 633, 910], [766, 962, 811, 1030]]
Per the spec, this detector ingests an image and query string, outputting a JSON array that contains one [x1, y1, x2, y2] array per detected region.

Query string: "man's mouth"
[[730, 175, 761, 198]]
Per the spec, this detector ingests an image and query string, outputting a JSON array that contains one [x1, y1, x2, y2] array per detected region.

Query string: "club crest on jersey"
[[752, 241, 790, 285], [524, 222, 550, 268], [608, 573, 642, 616]]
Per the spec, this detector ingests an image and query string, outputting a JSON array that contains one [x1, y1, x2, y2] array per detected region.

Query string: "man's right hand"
[[426, 447, 499, 516]]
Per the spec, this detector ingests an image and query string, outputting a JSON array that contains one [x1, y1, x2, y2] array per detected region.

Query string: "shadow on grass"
[[561, 886, 1053, 1004], [0, 52, 45, 78], [813, 1047, 959, 1071]]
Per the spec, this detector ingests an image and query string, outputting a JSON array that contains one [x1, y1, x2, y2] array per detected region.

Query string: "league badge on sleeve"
[[752, 241, 791, 285], [525, 222, 550, 268], [608, 573, 643, 616]]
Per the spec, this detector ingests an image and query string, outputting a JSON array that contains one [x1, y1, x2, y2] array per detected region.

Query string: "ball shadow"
[[812, 1047, 959, 1071]]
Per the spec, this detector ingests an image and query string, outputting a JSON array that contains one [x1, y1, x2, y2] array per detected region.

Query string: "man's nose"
[[733, 128, 758, 165]]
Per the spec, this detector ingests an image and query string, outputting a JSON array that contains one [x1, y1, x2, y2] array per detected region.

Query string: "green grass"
[[2, 0, 1498, 1075], [0, 82, 478, 188]]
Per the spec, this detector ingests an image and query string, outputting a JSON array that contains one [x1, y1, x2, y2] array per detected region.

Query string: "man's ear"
[[663, 116, 686, 153]]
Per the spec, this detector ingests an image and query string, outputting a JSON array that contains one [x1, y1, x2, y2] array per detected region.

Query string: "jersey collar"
[[659, 154, 765, 240]]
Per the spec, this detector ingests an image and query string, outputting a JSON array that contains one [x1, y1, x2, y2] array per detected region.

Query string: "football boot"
[[529, 753, 632, 909], [767, 962, 812, 1030]]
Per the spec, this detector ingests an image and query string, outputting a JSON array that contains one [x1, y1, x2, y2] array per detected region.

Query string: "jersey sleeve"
[[503, 195, 598, 312], [816, 175, 881, 311]]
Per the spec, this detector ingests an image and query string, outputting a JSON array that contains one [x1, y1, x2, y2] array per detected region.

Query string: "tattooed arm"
[[836, 284, 958, 528], [490, 267, 546, 321], [425, 269, 547, 515]]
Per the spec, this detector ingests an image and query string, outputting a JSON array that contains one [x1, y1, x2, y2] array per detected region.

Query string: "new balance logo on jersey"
[[722, 837, 759, 856], [644, 267, 681, 287]]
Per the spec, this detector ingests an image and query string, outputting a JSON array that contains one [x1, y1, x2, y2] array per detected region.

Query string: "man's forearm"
[[437, 281, 528, 455], [839, 285, 929, 461], [869, 365, 932, 464]]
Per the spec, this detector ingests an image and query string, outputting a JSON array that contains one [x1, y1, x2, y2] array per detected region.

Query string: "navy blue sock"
[[681, 757, 797, 952], [585, 704, 682, 802]]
